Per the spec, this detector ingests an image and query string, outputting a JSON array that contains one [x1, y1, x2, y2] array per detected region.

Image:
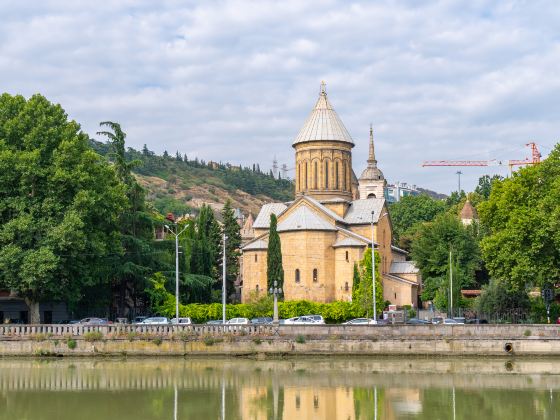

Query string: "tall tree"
[[475, 174, 504, 200], [221, 200, 241, 302], [478, 144, 560, 292], [267, 214, 284, 296], [351, 262, 360, 302], [354, 249, 383, 317], [96, 121, 161, 318], [411, 213, 481, 310], [388, 194, 447, 247], [190, 204, 221, 280], [0, 94, 127, 322]]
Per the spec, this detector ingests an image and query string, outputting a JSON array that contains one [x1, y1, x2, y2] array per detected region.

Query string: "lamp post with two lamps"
[[164, 213, 188, 322]]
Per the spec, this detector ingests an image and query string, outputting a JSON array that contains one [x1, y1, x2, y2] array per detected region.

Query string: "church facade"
[[241, 84, 421, 307]]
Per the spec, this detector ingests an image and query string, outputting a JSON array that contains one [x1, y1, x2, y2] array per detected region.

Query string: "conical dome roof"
[[293, 82, 354, 146]]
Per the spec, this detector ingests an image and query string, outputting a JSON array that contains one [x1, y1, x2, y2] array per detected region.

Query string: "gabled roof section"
[[390, 261, 419, 274], [277, 206, 336, 232], [253, 203, 288, 229], [384, 273, 418, 286], [332, 237, 367, 248], [344, 198, 386, 224], [293, 83, 354, 147], [302, 195, 345, 223], [391, 245, 409, 255], [242, 239, 268, 251]]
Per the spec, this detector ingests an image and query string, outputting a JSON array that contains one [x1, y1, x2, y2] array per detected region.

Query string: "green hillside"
[[90, 140, 294, 217]]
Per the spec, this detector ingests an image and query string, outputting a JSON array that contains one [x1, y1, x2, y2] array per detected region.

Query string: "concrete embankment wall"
[[1, 324, 560, 356]]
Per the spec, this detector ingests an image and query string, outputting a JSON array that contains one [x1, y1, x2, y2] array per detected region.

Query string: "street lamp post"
[[222, 233, 227, 324], [269, 280, 282, 324], [371, 210, 377, 323], [164, 219, 188, 322]]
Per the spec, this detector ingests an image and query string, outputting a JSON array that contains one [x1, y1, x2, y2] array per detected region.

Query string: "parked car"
[[78, 317, 109, 325], [206, 320, 223, 325], [343, 318, 376, 325], [251, 317, 273, 325], [406, 318, 430, 325], [283, 316, 318, 325], [171, 317, 192, 325], [304, 315, 325, 324], [452, 317, 466, 324], [141, 317, 170, 325], [442, 318, 460, 324], [226, 318, 250, 325], [133, 316, 148, 324], [466, 318, 488, 324], [431, 317, 444, 325]]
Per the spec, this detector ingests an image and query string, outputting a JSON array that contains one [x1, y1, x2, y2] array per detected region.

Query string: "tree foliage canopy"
[[0, 94, 127, 320], [478, 144, 560, 291]]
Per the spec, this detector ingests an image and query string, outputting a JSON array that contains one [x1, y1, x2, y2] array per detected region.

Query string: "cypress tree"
[[221, 200, 242, 302], [267, 214, 284, 297], [352, 262, 360, 302]]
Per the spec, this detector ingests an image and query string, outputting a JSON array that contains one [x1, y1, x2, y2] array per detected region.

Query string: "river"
[[0, 357, 558, 419]]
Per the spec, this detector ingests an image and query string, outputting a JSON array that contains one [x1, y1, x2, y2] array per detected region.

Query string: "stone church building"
[[241, 84, 421, 307]]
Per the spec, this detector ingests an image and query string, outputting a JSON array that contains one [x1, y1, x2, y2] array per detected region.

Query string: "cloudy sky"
[[1, 0, 559, 194]]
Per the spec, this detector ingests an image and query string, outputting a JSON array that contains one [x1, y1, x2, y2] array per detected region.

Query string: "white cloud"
[[0, 0, 558, 194]]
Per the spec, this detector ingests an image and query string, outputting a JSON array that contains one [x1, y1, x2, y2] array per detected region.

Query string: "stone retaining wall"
[[1, 324, 560, 356]]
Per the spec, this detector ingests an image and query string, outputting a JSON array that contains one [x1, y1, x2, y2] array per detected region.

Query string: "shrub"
[[295, 335, 306, 344], [67, 338, 77, 349], [152, 337, 163, 346], [203, 336, 223, 346], [83, 331, 104, 342], [252, 338, 262, 345], [524, 329, 531, 337]]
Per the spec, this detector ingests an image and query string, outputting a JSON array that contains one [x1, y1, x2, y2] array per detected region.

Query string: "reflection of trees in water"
[[0, 359, 559, 420]]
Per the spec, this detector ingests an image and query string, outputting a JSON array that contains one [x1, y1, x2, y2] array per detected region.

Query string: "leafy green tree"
[[221, 200, 241, 302], [475, 174, 504, 200], [0, 94, 127, 322], [476, 279, 530, 316], [388, 194, 446, 248], [479, 144, 560, 292], [411, 213, 481, 310], [354, 249, 383, 317], [267, 214, 284, 296]]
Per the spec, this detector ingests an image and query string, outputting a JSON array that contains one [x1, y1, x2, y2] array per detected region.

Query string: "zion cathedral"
[[241, 84, 421, 307]]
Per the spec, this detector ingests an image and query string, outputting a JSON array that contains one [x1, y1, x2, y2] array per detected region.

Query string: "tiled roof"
[[293, 83, 354, 146], [253, 203, 288, 229], [384, 273, 418, 286], [242, 239, 268, 251], [460, 200, 479, 220], [277, 206, 336, 232], [332, 237, 368, 248], [344, 198, 386, 224], [390, 261, 419, 274], [391, 245, 409, 255]]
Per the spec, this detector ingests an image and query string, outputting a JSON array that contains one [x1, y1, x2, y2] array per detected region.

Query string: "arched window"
[[345, 251, 349, 262], [305, 162, 308, 189], [342, 161, 347, 190], [324, 160, 329, 189], [313, 269, 318, 283], [256, 284, 259, 293], [295, 269, 300, 283], [297, 163, 301, 191], [314, 161, 318, 189], [254, 254, 257, 262], [344, 282, 349, 292], [335, 161, 339, 189]]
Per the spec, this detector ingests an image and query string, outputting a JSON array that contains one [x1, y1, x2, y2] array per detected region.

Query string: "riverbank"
[[2, 323, 560, 357]]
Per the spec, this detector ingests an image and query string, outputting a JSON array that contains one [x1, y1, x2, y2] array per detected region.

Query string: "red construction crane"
[[422, 142, 542, 171]]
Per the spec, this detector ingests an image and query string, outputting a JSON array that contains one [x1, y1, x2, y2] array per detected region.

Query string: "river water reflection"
[[0, 357, 559, 419]]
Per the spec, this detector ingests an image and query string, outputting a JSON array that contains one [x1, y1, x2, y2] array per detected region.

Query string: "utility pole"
[[449, 248, 453, 318], [371, 210, 377, 323], [165, 217, 188, 322], [222, 233, 227, 324], [456, 171, 462, 192]]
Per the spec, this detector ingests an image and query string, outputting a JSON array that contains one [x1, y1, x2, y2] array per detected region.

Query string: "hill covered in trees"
[[90, 140, 294, 217]]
